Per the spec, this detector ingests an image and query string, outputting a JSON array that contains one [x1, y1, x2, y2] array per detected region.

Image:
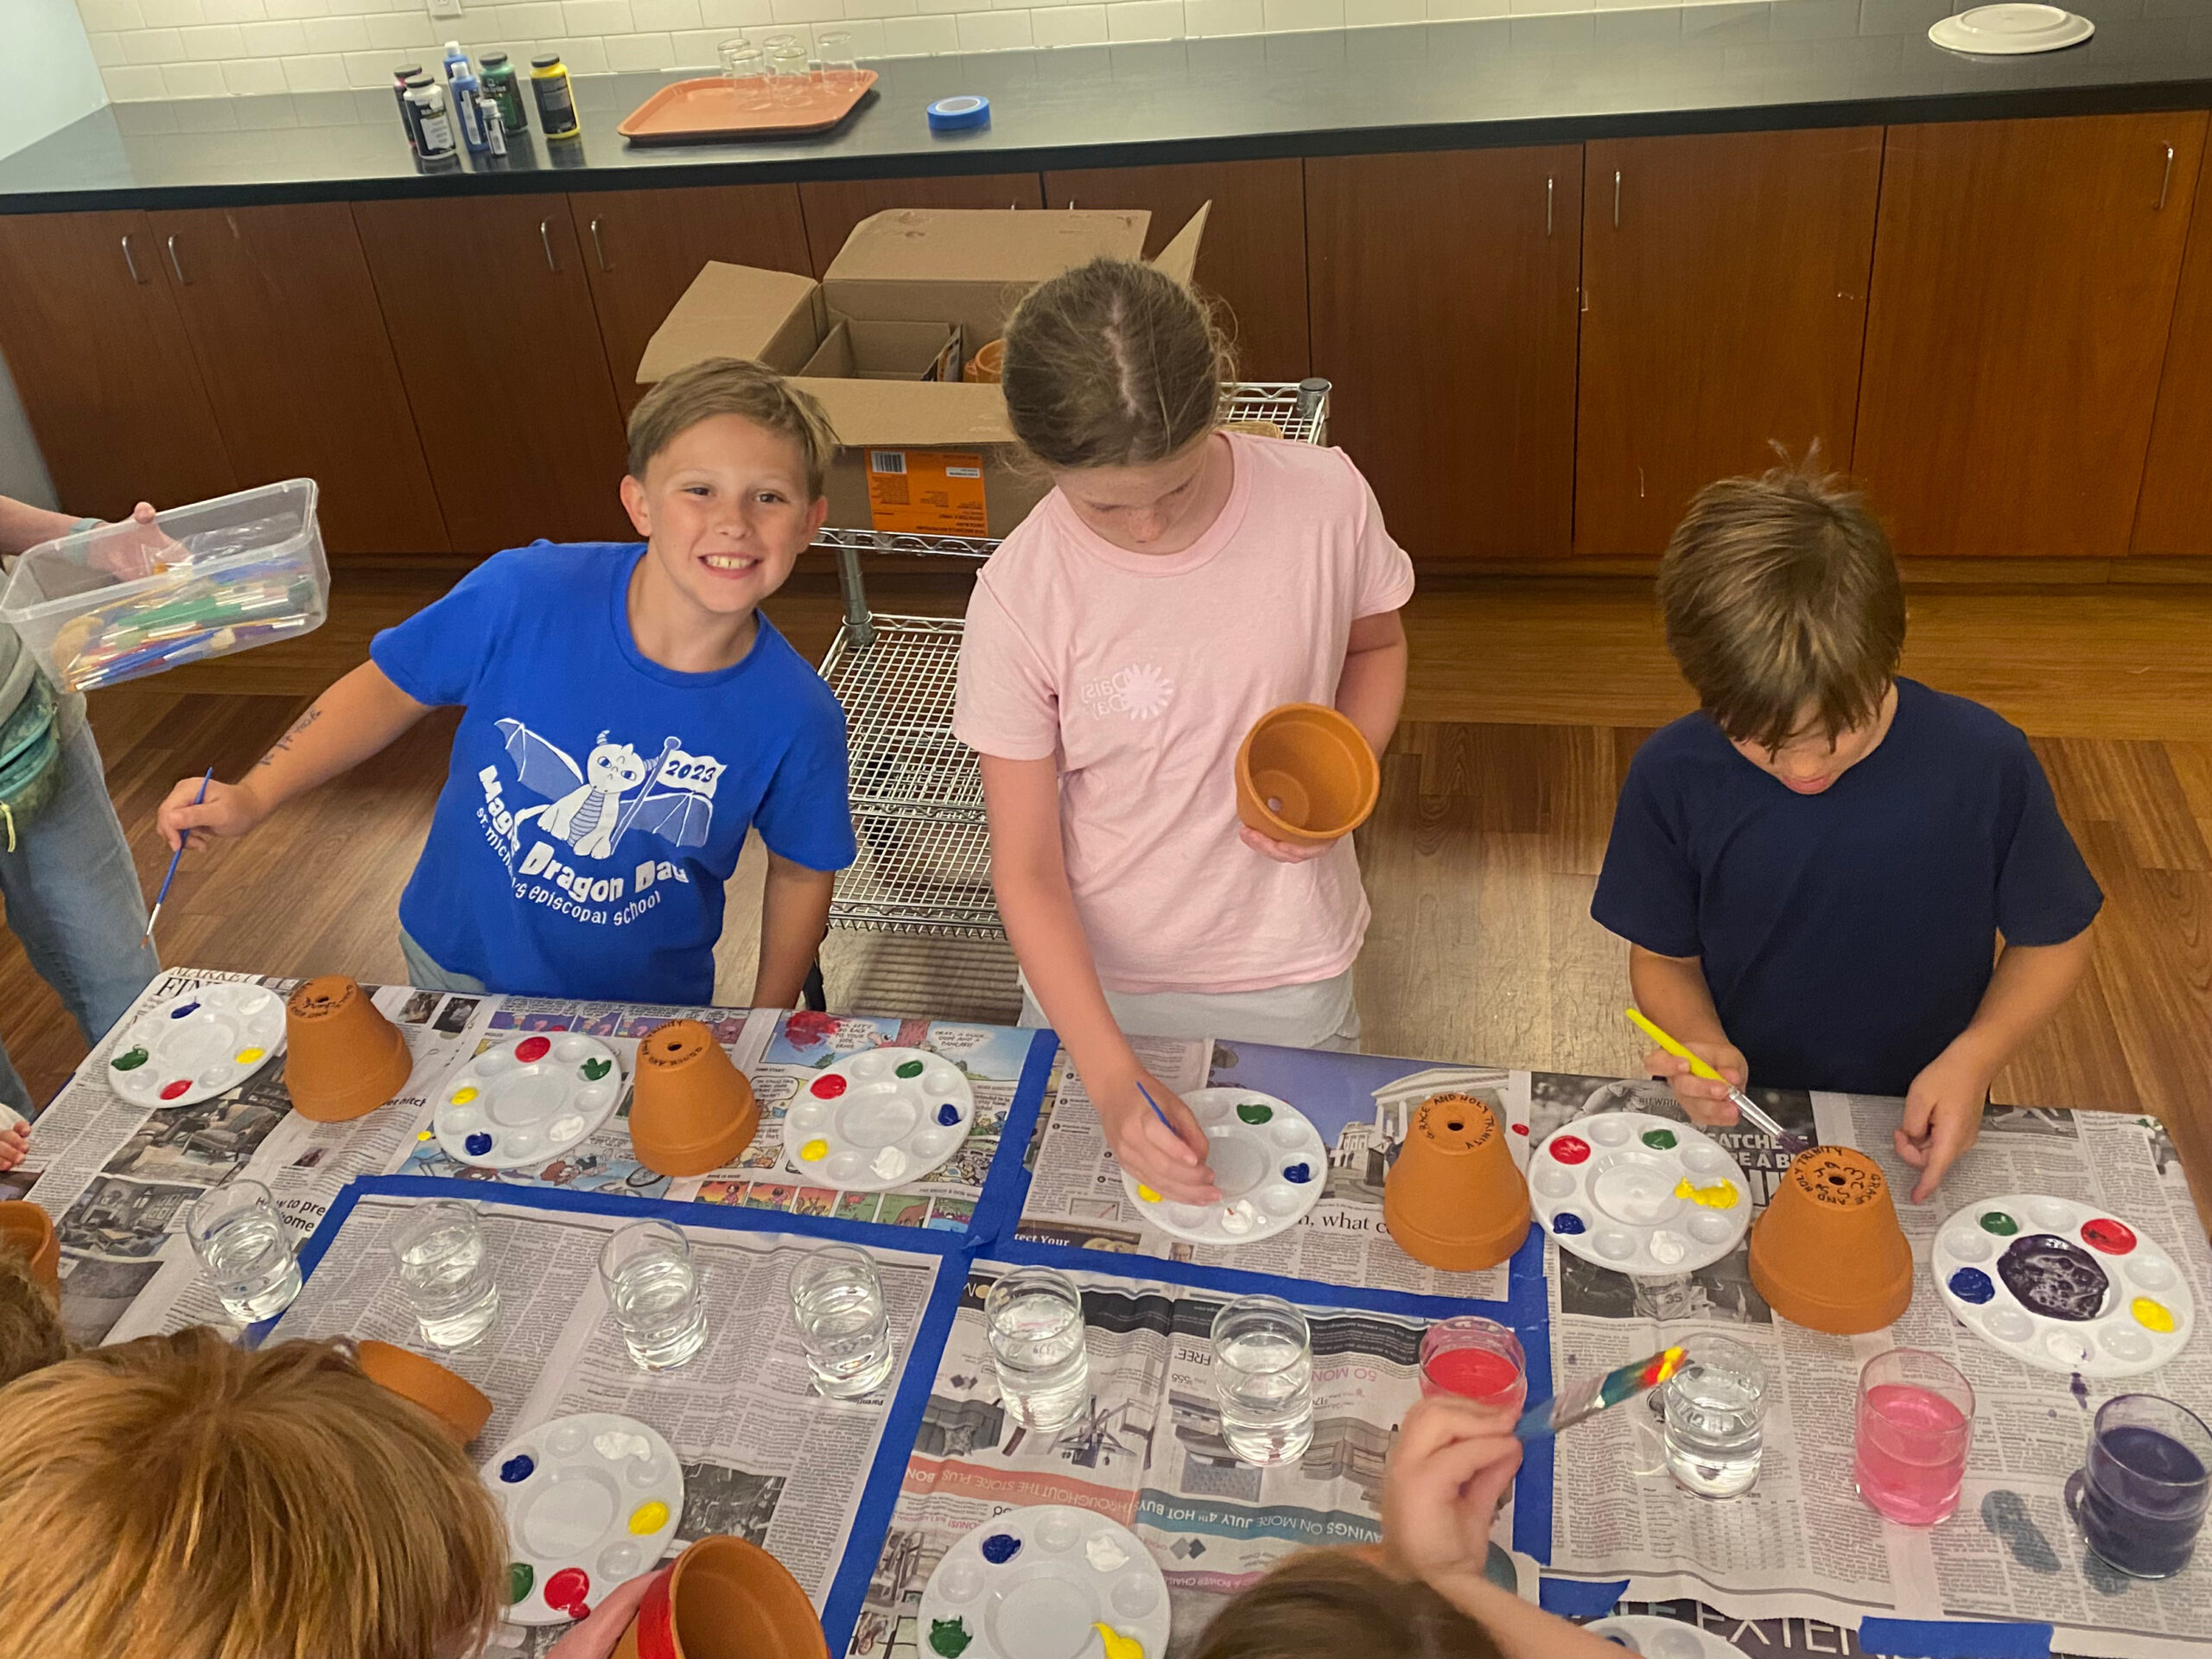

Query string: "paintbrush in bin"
[[1624, 1007, 1809, 1155], [144, 767, 212, 942], [1513, 1344, 1688, 1441]]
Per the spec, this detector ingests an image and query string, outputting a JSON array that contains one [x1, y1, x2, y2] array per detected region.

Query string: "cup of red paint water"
[[1420, 1316, 1527, 1414], [2067, 1394, 2212, 1579], [1853, 1347, 1975, 1525]]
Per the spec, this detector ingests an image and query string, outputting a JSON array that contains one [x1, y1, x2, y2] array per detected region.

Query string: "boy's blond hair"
[[0, 1328, 505, 1659], [0, 1245, 68, 1386], [1192, 1548, 1503, 1659], [627, 356, 838, 498], [1656, 461, 1906, 753]]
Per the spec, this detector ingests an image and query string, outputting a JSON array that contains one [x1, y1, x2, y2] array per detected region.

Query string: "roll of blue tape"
[[926, 94, 991, 131]]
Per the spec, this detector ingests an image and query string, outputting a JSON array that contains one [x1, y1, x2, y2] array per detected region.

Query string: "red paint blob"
[[515, 1035, 552, 1064], [1423, 1347, 1526, 1405], [1510, 1123, 1529, 1135], [810, 1073, 848, 1099], [2082, 1217, 2138, 1255], [1550, 1135, 1591, 1166], [159, 1079, 192, 1101], [543, 1567, 590, 1618]]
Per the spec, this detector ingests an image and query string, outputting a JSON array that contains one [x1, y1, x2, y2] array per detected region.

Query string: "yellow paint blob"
[[2133, 1296, 2177, 1333], [451, 1086, 479, 1106], [1135, 1184, 1161, 1204], [800, 1138, 830, 1162], [628, 1501, 670, 1535], [233, 1046, 264, 1065], [1673, 1178, 1739, 1211], [416, 1129, 435, 1142], [1093, 1625, 1144, 1659]]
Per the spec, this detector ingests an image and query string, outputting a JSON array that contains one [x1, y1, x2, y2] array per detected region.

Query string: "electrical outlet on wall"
[[427, 0, 463, 20]]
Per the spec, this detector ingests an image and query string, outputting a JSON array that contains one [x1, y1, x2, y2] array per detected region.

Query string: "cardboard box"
[[637, 203, 1211, 538]]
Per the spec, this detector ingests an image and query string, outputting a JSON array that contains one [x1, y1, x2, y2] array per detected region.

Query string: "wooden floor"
[[7, 561, 2208, 1217]]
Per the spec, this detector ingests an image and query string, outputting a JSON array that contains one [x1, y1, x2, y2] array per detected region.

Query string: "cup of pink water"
[[1854, 1347, 1975, 1525], [1420, 1316, 1528, 1414]]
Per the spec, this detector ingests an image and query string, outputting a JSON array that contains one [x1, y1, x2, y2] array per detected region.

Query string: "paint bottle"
[[391, 64, 424, 151], [409, 79, 456, 160], [530, 53, 578, 137], [482, 99, 508, 158], [452, 71, 490, 153], [442, 39, 470, 82], [479, 52, 527, 132]]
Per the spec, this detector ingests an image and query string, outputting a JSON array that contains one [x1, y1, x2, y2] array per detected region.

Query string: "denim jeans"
[[0, 703, 160, 1116], [397, 925, 488, 996]]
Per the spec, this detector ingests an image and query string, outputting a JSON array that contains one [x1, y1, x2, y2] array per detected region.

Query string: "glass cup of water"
[[1420, 1316, 1528, 1414], [600, 1220, 707, 1372], [1212, 1295, 1313, 1466], [388, 1198, 500, 1351], [2068, 1393, 2212, 1578], [1661, 1332, 1766, 1498], [188, 1179, 301, 1324], [789, 1244, 895, 1400], [984, 1267, 1090, 1433], [1854, 1347, 1975, 1526]]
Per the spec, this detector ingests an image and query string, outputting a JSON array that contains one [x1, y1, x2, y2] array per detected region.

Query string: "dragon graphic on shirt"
[[494, 719, 724, 861]]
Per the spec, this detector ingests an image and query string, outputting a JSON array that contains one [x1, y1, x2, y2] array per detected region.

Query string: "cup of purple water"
[[2067, 1393, 2212, 1579]]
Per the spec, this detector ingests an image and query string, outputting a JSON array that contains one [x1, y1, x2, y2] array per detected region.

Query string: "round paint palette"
[[107, 983, 283, 1109], [1119, 1089, 1326, 1247], [1529, 1111, 1750, 1276], [1584, 1615, 1750, 1657], [917, 1504, 1170, 1659], [435, 1033, 625, 1170], [481, 1412, 683, 1625], [1934, 1193, 2194, 1379], [780, 1046, 974, 1193]]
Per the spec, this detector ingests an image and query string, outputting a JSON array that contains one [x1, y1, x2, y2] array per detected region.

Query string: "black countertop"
[[3, 0, 2209, 212]]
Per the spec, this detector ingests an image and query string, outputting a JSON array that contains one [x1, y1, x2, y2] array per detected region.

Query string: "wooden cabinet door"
[[569, 183, 813, 415], [797, 173, 1045, 275], [0, 210, 236, 520], [1854, 112, 2207, 558], [355, 196, 632, 553], [1043, 159, 1309, 380], [1306, 148, 1581, 563], [148, 203, 448, 558], [2133, 140, 2212, 555], [1576, 129, 1882, 556]]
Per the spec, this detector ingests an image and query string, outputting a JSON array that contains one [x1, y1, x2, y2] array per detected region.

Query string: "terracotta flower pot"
[[630, 1021, 760, 1179], [283, 976, 413, 1123], [1748, 1145, 1914, 1335], [355, 1338, 493, 1446], [0, 1201, 60, 1300], [1235, 703, 1380, 847], [611, 1535, 827, 1659], [1383, 1093, 1530, 1273], [962, 338, 1004, 384]]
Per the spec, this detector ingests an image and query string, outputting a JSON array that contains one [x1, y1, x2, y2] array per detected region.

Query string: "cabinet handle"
[[1613, 169, 1622, 229], [539, 219, 561, 273], [588, 217, 610, 270], [165, 233, 188, 285], [120, 234, 146, 285], [2159, 143, 2176, 211], [1546, 176, 1554, 236]]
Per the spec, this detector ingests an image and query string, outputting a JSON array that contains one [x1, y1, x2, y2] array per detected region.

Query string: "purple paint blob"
[[937, 1103, 961, 1127], [466, 1133, 493, 1157], [1999, 1234, 2110, 1322], [1552, 1212, 1586, 1236], [1948, 1267, 1996, 1305], [499, 1454, 535, 1483], [979, 1533, 1020, 1565], [1283, 1163, 1313, 1185]]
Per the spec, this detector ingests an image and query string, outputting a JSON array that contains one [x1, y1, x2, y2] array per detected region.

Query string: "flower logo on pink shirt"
[[1080, 663, 1177, 721]]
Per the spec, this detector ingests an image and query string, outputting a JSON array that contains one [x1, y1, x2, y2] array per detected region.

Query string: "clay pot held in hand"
[[630, 1020, 760, 1179], [612, 1535, 828, 1659], [962, 338, 1004, 384], [1235, 702, 1380, 847], [354, 1338, 493, 1446], [1383, 1093, 1531, 1273], [0, 1201, 60, 1300], [283, 976, 413, 1122], [1748, 1145, 1914, 1334]]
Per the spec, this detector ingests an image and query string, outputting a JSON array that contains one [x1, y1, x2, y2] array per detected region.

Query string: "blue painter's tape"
[[926, 94, 989, 130], [1539, 1576, 1627, 1618], [1858, 1618, 2053, 1658]]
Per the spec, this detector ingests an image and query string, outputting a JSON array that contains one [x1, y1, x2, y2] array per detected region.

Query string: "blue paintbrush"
[[1134, 1079, 1178, 1136], [145, 767, 211, 941]]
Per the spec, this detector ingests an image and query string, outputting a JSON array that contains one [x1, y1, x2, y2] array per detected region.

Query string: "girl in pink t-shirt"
[[952, 258, 1414, 1205]]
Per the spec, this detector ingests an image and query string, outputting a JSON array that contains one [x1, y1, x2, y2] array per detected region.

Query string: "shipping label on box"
[[866, 449, 988, 536]]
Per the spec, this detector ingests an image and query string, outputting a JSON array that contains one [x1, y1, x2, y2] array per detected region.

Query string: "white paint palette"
[[107, 982, 283, 1109], [1119, 1088, 1325, 1247], [918, 1504, 1170, 1659], [435, 1033, 625, 1170], [781, 1046, 974, 1193], [482, 1412, 683, 1625], [1529, 1111, 1750, 1276], [1585, 1615, 1750, 1657], [1934, 1193, 2194, 1379]]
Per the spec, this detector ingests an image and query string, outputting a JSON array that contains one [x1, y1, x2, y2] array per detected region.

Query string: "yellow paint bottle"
[[530, 53, 578, 137]]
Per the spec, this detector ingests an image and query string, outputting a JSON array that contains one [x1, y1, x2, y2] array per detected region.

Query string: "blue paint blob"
[[466, 1132, 493, 1157], [979, 1533, 1020, 1565], [170, 1001, 199, 1020], [937, 1103, 961, 1127], [1552, 1212, 1586, 1236], [1282, 1163, 1313, 1185], [1948, 1267, 1997, 1305], [499, 1454, 536, 1483]]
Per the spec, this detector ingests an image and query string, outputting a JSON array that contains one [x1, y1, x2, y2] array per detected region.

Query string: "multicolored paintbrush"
[[1624, 1007, 1809, 1155], [1513, 1344, 1688, 1441]]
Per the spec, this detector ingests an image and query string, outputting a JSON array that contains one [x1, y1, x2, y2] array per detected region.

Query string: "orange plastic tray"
[[619, 72, 877, 143]]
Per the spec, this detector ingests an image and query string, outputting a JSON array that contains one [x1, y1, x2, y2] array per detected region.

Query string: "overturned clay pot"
[[284, 976, 413, 1123], [630, 1020, 760, 1179], [1383, 1092, 1531, 1274], [1748, 1144, 1914, 1335]]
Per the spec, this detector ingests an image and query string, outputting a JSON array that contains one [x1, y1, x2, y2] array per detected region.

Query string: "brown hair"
[[0, 1245, 68, 1387], [628, 355, 839, 497], [1656, 459, 1906, 753], [1000, 257, 1236, 470], [1192, 1548, 1505, 1659], [0, 1328, 505, 1659]]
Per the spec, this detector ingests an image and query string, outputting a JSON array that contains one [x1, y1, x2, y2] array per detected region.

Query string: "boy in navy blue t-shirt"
[[157, 358, 856, 1008], [1592, 466, 2101, 1203]]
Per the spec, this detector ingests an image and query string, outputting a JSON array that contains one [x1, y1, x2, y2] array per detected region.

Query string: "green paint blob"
[[580, 1058, 611, 1081], [1641, 1128, 1678, 1150], [507, 1563, 533, 1605], [897, 1059, 925, 1078], [929, 1617, 974, 1656], [111, 1046, 149, 1071], [1236, 1103, 1274, 1124], [1980, 1211, 2020, 1236]]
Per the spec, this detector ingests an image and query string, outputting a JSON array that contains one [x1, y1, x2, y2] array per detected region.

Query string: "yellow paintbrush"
[[1624, 1007, 1808, 1154]]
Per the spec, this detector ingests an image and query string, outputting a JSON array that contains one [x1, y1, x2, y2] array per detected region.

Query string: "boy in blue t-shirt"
[[1592, 466, 2101, 1204], [157, 358, 857, 1008]]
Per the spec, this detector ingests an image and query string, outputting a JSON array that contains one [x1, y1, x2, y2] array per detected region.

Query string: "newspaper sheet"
[[1537, 1077, 2212, 1659], [267, 1190, 942, 1657], [1014, 1036, 1532, 1304], [843, 1261, 1539, 1659]]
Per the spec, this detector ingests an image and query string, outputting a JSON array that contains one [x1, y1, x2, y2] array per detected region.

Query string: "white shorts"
[[1018, 966, 1361, 1054]]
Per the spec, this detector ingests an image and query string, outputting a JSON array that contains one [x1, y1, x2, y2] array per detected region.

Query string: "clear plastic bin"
[[0, 479, 328, 693]]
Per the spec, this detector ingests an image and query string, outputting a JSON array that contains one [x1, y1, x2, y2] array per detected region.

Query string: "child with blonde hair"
[[955, 260, 1414, 1204], [0, 1244, 67, 1387]]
